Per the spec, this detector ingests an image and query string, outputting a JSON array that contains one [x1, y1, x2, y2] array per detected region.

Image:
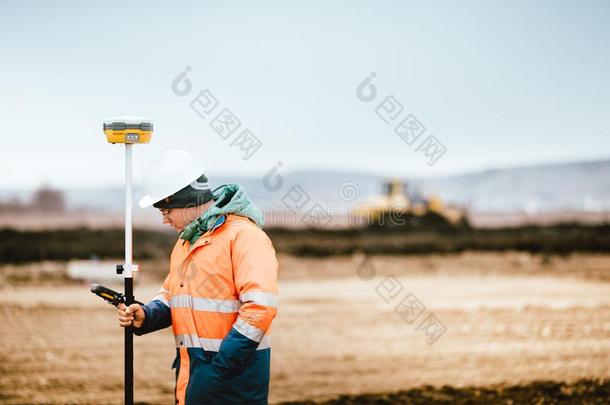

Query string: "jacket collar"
[[183, 214, 227, 251]]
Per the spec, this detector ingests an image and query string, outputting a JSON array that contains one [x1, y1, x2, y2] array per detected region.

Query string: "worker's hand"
[[118, 303, 145, 329]]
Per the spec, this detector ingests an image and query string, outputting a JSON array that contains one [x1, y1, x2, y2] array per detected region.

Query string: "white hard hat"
[[139, 150, 206, 208]]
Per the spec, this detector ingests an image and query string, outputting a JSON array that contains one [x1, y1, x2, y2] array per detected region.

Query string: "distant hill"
[[3, 158, 610, 214], [411, 159, 610, 213]]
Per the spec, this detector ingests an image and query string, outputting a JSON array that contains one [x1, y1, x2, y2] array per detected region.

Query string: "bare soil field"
[[1, 252, 609, 404]]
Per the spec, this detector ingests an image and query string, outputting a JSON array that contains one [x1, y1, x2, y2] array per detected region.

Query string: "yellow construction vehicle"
[[353, 179, 467, 229]]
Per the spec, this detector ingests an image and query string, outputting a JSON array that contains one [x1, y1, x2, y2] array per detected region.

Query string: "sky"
[[0, 0, 609, 190]]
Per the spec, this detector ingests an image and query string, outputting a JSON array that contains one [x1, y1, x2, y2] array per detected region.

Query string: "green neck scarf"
[[179, 184, 264, 245]]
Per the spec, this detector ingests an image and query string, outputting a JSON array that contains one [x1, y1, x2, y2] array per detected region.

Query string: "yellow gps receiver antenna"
[[103, 117, 153, 144]]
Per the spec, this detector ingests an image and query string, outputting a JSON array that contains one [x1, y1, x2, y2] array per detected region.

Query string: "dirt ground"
[[1, 252, 609, 404]]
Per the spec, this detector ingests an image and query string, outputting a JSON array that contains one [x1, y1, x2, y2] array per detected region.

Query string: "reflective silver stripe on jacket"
[[170, 295, 241, 313], [174, 334, 271, 351], [151, 288, 170, 306], [233, 318, 265, 342], [240, 291, 278, 308], [151, 295, 169, 307]]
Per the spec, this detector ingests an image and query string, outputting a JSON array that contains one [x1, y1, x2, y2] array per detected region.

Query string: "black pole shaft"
[[125, 275, 134, 405], [124, 144, 134, 405]]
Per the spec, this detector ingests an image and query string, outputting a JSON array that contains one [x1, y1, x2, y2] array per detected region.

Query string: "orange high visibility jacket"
[[134, 214, 279, 404]]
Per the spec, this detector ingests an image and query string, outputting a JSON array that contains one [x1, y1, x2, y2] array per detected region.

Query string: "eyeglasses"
[[159, 208, 172, 217]]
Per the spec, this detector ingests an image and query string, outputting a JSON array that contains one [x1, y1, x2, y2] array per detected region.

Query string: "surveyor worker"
[[117, 150, 278, 405]]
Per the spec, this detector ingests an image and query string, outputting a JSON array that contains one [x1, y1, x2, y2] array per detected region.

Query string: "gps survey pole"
[[103, 117, 153, 405]]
